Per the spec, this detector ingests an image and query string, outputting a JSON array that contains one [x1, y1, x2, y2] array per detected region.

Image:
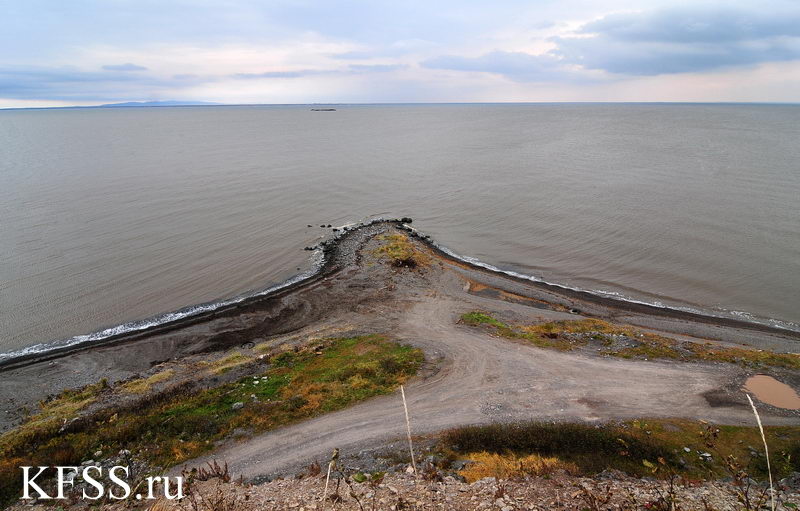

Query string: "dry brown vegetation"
[[458, 451, 579, 482], [439, 419, 800, 482], [209, 352, 254, 374], [120, 369, 176, 394], [373, 233, 430, 268], [461, 311, 800, 369]]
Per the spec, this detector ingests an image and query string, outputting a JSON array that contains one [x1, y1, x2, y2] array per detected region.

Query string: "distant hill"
[[98, 100, 219, 107]]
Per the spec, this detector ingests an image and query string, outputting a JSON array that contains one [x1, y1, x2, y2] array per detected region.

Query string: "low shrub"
[[459, 451, 579, 482]]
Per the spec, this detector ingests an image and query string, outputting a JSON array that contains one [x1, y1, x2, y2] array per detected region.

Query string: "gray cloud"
[[233, 69, 328, 79], [554, 6, 800, 75], [0, 61, 407, 102], [233, 64, 404, 80], [421, 6, 800, 81], [348, 64, 405, 73], [578, 7, 800, 44], [0, 66, 201, 101], [102, 63, 148, 71], [421, 51, 576, 82]]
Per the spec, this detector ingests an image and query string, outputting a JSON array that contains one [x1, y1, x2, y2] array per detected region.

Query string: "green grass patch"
[[440, 419, 800, 481], [461, 311, 508, 328], [460, 312, 580, 351], [0, 335, 423, 505]]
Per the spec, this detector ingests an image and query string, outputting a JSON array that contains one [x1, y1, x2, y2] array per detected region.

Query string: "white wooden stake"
[[401, 385, 417, 475], [746, 394, 775, 511], [321, 460, 333, 503]]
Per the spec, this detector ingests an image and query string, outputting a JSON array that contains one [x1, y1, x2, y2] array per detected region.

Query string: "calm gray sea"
[[1, 104, 799, 358]]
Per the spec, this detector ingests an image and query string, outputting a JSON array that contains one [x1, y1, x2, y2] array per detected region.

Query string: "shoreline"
[[2, 218, 798, 371], [2, 220, 799, 498]]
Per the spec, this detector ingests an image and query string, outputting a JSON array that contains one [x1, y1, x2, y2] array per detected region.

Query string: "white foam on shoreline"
[[403, 225, 800, 334], [0, 217, 390, 365], [2, 218, 797, 364]]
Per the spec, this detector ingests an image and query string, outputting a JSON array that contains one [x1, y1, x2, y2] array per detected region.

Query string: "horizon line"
[[3, 100, 800, 111]]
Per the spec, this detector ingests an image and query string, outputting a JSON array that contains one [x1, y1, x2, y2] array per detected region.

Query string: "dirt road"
[[180, 238, 799, 480]]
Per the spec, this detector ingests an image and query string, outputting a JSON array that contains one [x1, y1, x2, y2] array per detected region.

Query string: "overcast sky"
[[2, 0, 800, 107]]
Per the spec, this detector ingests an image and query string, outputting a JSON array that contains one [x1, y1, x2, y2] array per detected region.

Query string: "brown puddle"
[[743, 374, 800, 410]]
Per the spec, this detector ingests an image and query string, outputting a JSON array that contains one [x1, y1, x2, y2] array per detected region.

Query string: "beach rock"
[[597, 469, 627, 480], [450, 459, 473, 471], [400, 217, 413, 223], [779, 472, 800, 488], [231, 402, 244, 410], [63, 469, 78, 485]]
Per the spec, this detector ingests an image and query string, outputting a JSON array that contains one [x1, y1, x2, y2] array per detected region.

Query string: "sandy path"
[[180, 292, 790, 480]]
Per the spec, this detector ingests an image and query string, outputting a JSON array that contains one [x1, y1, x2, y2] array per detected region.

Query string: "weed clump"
[[373, 233, 429, 268], [210, 352, 254, 374], [120, 369, 175, 394], [459, 451, 579, 482]]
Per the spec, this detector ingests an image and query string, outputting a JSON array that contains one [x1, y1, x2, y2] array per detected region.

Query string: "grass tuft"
[[210, 352, 254, 374], [120, 369, 175, 394], [373, 233, 429, 268], [459, 451, 578, 482]]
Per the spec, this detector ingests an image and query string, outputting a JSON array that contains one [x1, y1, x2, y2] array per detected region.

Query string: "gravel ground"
[[17, 471, 795, 511]]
